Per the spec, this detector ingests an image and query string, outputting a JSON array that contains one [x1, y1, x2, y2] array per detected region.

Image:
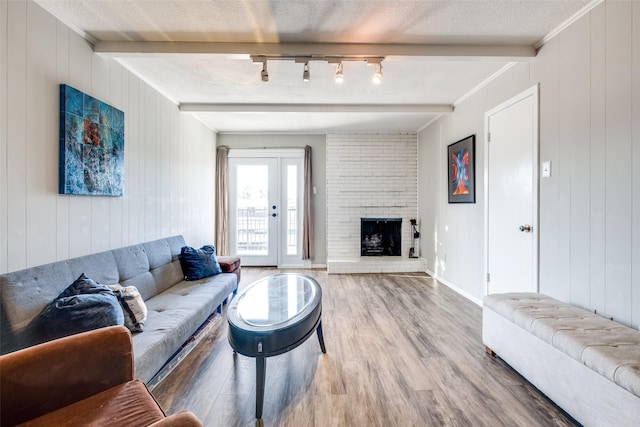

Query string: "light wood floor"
[[152, 268, 577, 427]]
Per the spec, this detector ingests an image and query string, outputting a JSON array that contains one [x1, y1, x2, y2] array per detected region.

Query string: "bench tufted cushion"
[[484, 292, 640, 398]]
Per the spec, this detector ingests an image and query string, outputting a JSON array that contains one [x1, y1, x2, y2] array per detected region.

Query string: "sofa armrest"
[[217, 256, 241, 285], [0, 325, 134, 426], [148, 411, 204, 427]]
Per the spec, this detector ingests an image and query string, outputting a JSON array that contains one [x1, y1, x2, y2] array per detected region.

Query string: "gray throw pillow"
[[40, 273, 124, 340]]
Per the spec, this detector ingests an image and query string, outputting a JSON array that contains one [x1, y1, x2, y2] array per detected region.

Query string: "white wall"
[[217, 133, 327, 265], [418, 0, 640, 327], [0, 1, 217, 274]]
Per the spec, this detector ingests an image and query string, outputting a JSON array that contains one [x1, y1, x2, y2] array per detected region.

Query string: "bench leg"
[[485, 345, 496, 357]]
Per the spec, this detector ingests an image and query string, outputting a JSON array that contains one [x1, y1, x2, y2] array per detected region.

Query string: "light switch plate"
[[542, 161, 551, 178]]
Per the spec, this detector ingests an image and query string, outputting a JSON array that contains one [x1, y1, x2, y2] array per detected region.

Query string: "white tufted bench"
[[483, 292, 640, 427]]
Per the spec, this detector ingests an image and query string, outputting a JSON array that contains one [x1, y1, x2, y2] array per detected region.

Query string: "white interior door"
[[228, 151, 304, 267], [485, 85, 539, 295]]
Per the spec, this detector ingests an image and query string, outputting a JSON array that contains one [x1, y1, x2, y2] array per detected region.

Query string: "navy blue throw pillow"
[[179, 245, 222, 281], [40, 273, 124, 340]]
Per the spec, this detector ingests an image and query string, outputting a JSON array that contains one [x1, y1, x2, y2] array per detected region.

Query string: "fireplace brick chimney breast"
[[326, 133, 417, 266]]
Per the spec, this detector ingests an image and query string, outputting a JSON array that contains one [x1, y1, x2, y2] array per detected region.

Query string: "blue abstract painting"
[[59, 84, 124, 196]]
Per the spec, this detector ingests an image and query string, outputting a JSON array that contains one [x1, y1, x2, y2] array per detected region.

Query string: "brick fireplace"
[[326, 133, 424, 273]]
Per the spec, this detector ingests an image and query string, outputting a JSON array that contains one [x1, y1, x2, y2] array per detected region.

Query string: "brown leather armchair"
[[0, 325, 202, 427]]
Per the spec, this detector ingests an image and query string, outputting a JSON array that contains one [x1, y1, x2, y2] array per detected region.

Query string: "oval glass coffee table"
[[227, 273, 326, 420]]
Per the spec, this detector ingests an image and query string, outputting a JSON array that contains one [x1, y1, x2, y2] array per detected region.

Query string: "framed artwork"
[[59, 84, 125, 196], [447, 134, 475, 203]]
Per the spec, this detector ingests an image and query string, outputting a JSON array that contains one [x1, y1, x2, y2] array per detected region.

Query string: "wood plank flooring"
[[152, 268, 577, 426]]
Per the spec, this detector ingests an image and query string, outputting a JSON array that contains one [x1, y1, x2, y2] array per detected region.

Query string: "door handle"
[[519, 224, 532, 233]]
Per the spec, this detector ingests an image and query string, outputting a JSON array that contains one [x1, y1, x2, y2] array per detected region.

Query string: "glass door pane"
[[286, 164, 298, 256], [236, 165, 268, 256], [229, 158, 278, 266], [279, 157, 303, 267]]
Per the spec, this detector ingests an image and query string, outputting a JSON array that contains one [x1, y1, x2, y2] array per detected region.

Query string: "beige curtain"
[[302, 145, 314, 260], [215, 146, 230, 255]]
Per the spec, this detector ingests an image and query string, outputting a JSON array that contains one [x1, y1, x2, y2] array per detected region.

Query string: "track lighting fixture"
[[251, 55, 384, 83], [372, 63, 383, 84], [335, 62, 344, 83], [303, 62, 310, 82]]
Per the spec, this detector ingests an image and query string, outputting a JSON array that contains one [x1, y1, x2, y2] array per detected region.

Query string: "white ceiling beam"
[[179, 103, 454, 113], [94, 42, 535, 60]]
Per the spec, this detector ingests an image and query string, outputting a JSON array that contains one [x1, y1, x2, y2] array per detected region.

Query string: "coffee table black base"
[[253, 320, 326, 420], [227, 274, 326, 420]]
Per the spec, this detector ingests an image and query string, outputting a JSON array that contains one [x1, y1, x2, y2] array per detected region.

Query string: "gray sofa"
[[483, 292, 640, 427], [0, 235, 238, 383]]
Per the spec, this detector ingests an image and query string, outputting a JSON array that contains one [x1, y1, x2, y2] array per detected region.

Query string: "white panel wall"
[[418, 0, 640, 327], [326, 133, 417, 260], [0, 1, 217, 274]]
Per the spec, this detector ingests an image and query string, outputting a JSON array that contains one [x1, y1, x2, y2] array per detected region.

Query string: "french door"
[[228, 151, 304, 267]]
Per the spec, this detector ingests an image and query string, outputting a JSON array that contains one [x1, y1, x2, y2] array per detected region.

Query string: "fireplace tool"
[[409, 219, 420, 258]]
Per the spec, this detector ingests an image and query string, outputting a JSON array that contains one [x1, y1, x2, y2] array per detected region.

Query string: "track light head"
[[303, 62, 310, 82], [261, 62, 269, 82], [335, 62, 344, 83], [372, 63, 383, 84]]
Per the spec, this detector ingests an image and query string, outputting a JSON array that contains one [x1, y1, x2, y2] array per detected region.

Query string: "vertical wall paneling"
[[442, 96, 485, 291], [567, 16, 591, 308], [157, 99, 167, 237], [537, 37, 561, 298], [557, 28, 574, 303], [604, 0, 633, 323], [6, 0, 27, 271], [589, 3, 607, 316], [416, 1, 638, 327], [1, 1, 217, 274], [55, 20, 70, 261], [25, 2, 57, 267], [632, 0, 640, 327], [169, 104, 179, 237], [67, 32, 93, 258], [109, 61, 123, 250], [127, 73, 141, 244], [144, 87, 157, 241], [417, 124, 443, 276], [118, 66, 129, 247], [89, 54, 111, 254], [0, 0, 8, 272], [137, 80, 147, 242]]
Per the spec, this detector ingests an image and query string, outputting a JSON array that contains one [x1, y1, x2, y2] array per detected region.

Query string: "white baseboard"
[[424, 268, 483, 307]]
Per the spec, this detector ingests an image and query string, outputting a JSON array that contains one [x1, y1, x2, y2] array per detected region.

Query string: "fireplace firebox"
[[361, 218, 402, 256]]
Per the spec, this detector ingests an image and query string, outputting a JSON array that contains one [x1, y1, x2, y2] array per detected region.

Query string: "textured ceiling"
[[36, 0, 597, 133]]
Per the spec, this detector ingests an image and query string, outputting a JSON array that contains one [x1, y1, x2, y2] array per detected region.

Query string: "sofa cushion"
[[40, 273, 124, 340], [179, 245, 221, 280], [132, 273, 237, 382], [107, 284, 148, 332]]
